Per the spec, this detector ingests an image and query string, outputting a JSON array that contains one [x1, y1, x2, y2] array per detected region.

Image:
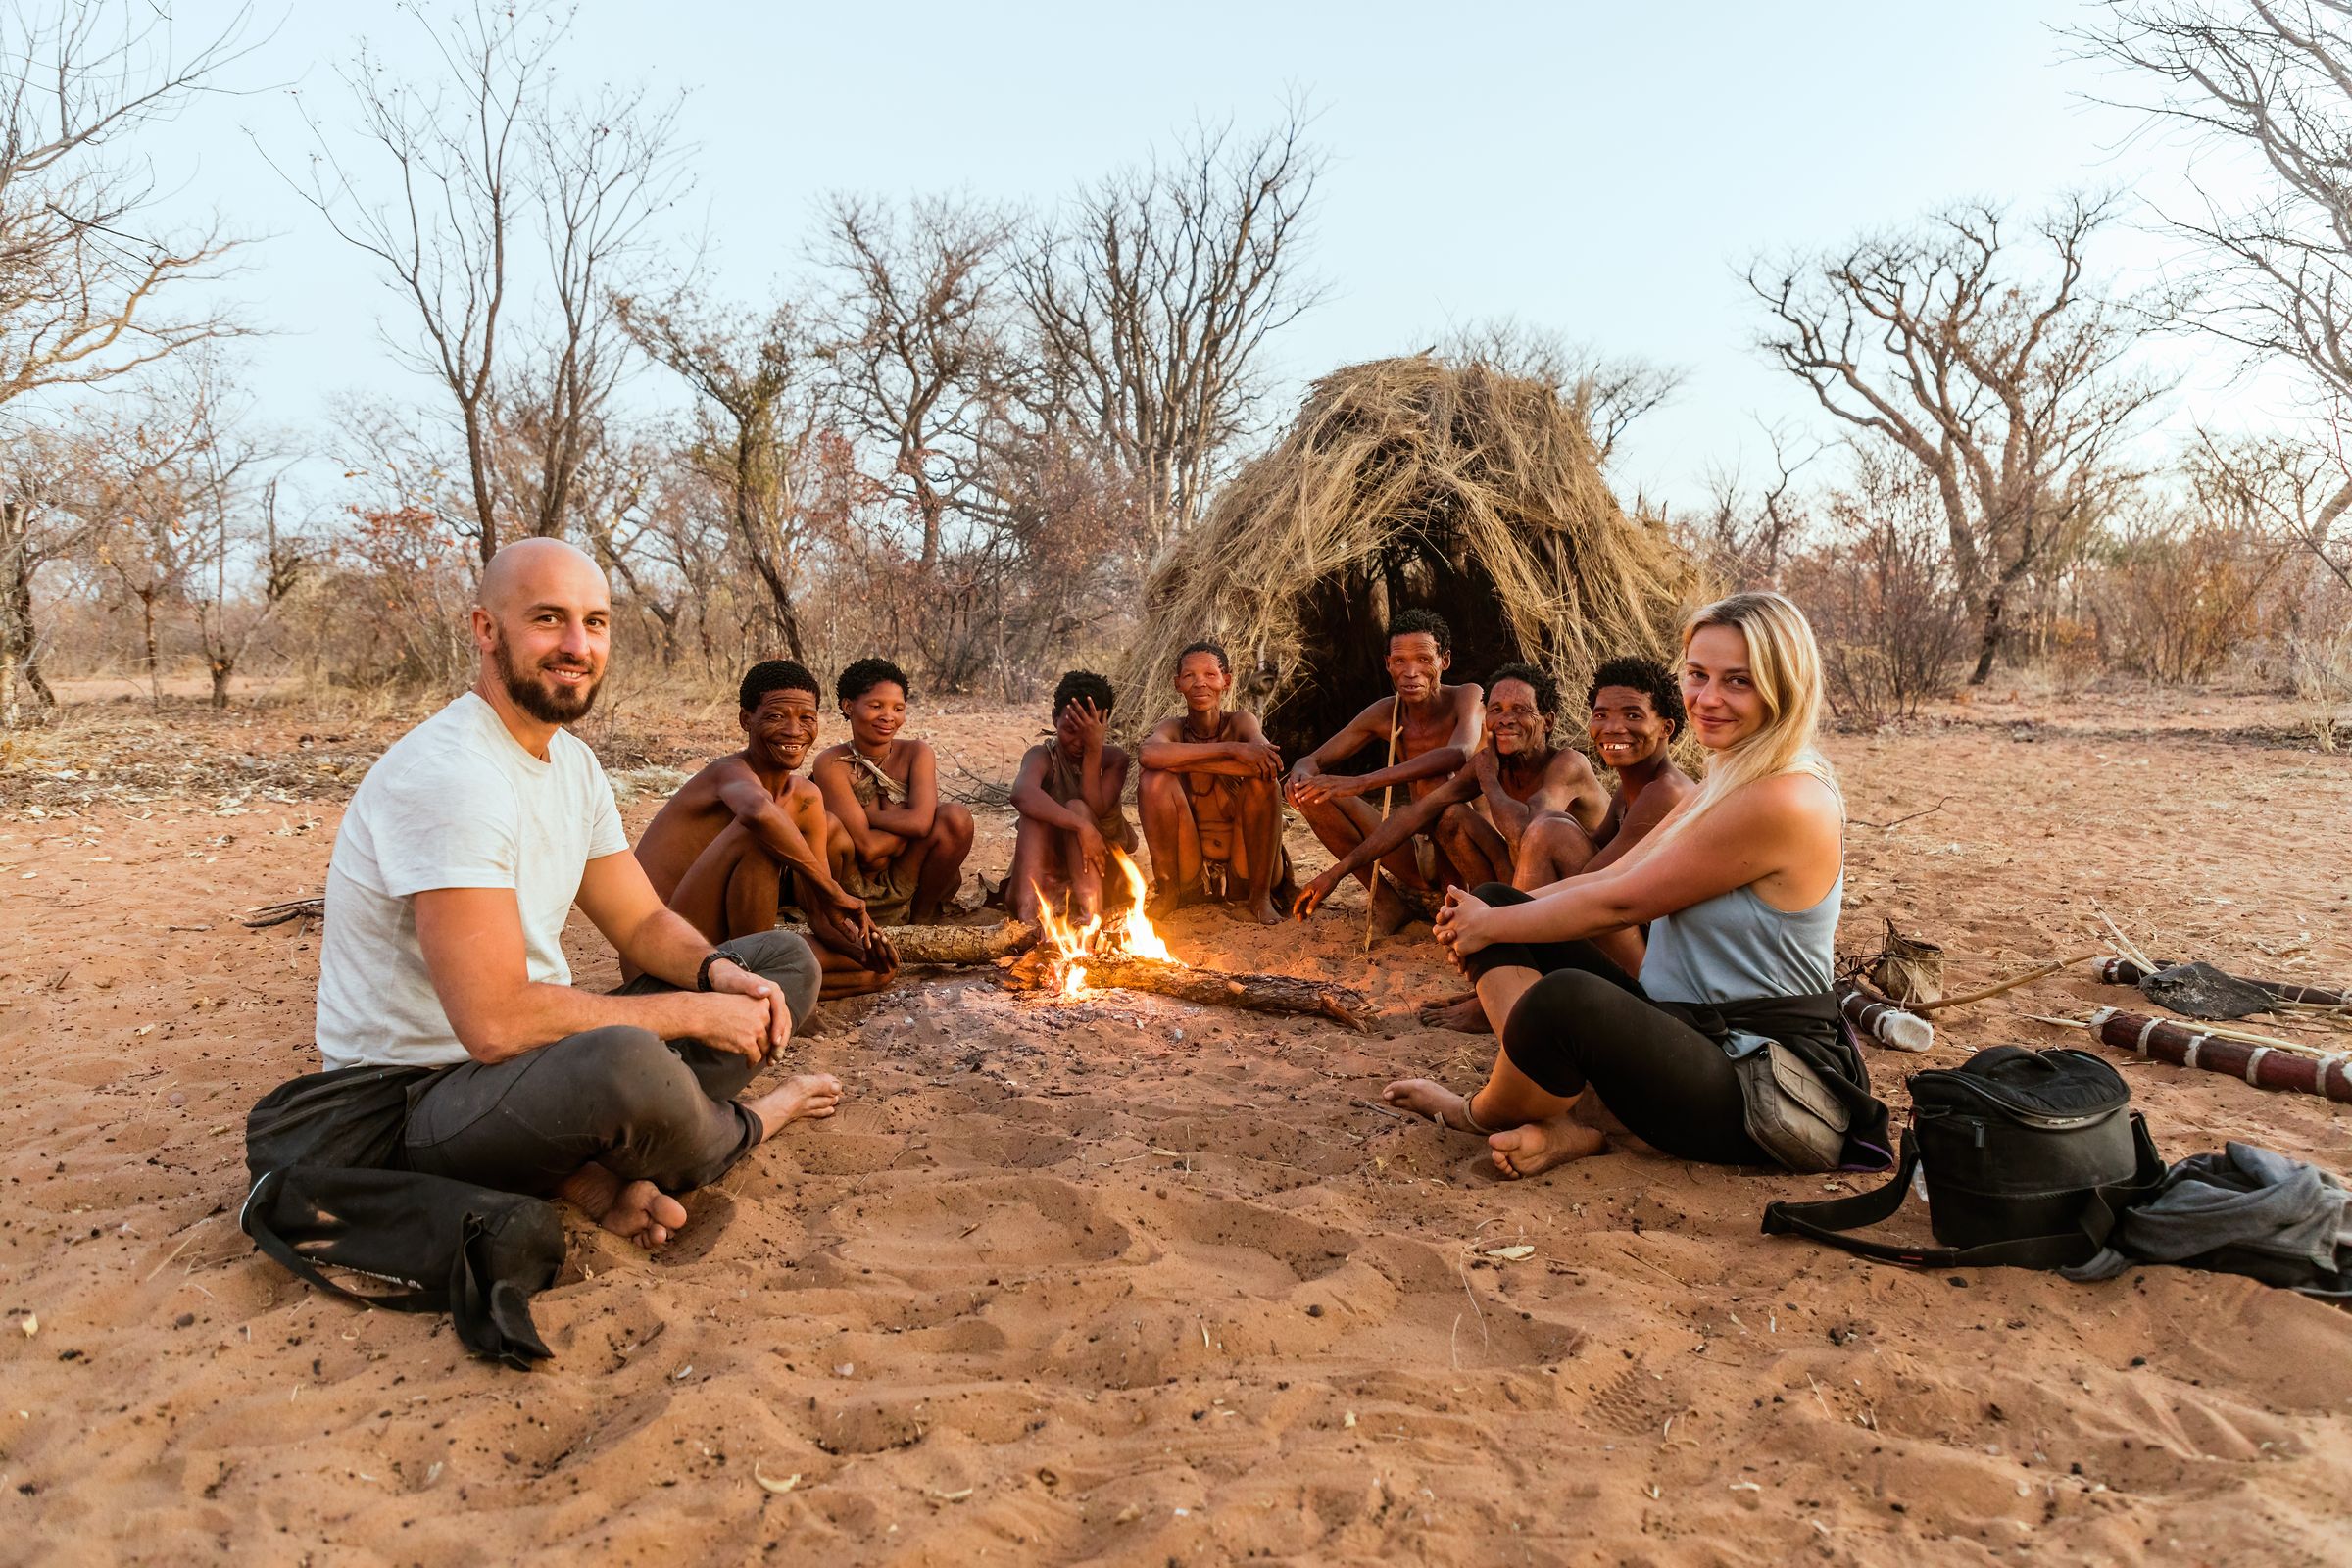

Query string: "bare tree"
[[188, 450, 304, 710], [2186, 425, 2352, 594], [0, 426, 85, 723], [0, 3, 254, 720], [1440, 318, 1687, 466], [2083, 2, 2352, 577], [1018, 109, 1325, 556], [508, 81, 690, 541], [274, 0, 560, 567], [618, 292, 831, 660], [819, 194, 1017, 569], [1690, 421, 1822, 586], [1750, 195, 2166, 682]]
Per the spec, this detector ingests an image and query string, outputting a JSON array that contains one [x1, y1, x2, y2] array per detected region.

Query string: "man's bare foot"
[[1246, 890, 1283, 927], [1147, 888, 1183, 921], [1415, 991, 1492, 1033], [747, 1072, 844, 1140], [1488, 1115, 1607, 1179], [1382, 1077, 1487, 1133], [560, 1163, 690, 1250]]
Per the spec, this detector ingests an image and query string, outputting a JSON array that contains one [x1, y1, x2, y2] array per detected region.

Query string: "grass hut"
[[1118, 355, 1700, 757]]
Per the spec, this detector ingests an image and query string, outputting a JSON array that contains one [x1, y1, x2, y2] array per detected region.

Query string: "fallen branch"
[[1848, 795, 1953, 831], [242, 897, 323, 929], [2042, 1006, 2352, 1105], [1003, 948, 1373, 1030], [781, 919, 1036, 966], [1913, 951, 2098, 1013]]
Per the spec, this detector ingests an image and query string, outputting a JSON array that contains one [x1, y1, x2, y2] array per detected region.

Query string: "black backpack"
[[242, 1065, 565, 1368], [1761, 1046, 2166, 1269]]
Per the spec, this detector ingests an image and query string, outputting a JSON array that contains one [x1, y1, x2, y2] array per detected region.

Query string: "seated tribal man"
[[1291, 661, 1602, 924], [1137, 640, 1292, 927], [809, 658, 975, 926], [313, 539, 839, 1250], [1513, 654, 1695, 888], [1008, 670, 1139, 924], [1419, 654, 1696, 1030], [1285, 609, 1484, 935], [633, 659, 899, 1002]]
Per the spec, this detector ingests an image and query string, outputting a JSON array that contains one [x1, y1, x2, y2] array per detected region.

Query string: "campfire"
[[1032, 849, 1176, 999], [1008, 848, 1374, 1029]]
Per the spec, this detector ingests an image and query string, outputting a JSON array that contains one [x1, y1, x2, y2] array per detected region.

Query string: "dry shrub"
[[2091, 504, 2291, 684], [1783, 462, 1968, 728]]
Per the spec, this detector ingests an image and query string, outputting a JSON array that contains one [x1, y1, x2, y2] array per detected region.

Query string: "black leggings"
[[1462, 884, 1763, 1166]]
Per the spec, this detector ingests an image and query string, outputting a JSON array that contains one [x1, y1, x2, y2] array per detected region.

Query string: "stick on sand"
[[1363, 697, 1401, 953]]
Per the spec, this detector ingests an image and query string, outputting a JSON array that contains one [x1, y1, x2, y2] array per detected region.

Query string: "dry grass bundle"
[[1115, 355, 1700, 753]]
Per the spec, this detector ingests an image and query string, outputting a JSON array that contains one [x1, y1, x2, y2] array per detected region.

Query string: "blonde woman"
[[1385, 592, 1886, 1177]]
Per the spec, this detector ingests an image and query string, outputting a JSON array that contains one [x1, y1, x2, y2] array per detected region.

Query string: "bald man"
[[313, 538, 836, 1250]]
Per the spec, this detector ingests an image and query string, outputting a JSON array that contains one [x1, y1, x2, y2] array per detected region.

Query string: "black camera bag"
[[241, 1064, 564, 1368], [1762, 1046, 2166, 1268]]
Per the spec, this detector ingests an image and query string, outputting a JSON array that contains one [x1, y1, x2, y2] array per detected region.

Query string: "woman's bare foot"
[[1415, 991, 1492, 1033], [1382, 1077, 1489, 1134], [560, 1163, 690, 1250], [1488, 1115, 1607, 1179], [1246, 890, 1283, 926], [747, 1072, 844, 1140]]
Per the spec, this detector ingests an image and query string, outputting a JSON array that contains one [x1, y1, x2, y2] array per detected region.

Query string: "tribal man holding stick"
[[1285, 610, 1484, 935]]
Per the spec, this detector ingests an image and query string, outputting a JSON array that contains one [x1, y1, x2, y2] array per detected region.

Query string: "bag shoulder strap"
[[1761, 1115, 2165, 1270]]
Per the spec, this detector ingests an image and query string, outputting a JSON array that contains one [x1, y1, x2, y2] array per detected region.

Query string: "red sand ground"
[[1, 682, 2346, 1566]]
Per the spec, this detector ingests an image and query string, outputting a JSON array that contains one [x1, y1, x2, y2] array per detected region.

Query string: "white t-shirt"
[[315, 691, 628, 1069]]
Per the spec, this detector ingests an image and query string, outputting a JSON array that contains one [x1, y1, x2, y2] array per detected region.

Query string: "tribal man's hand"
[[1075, 820, 1108, 876], [1236, 740, 1284, 778], [1292, 871, 1339, 920]]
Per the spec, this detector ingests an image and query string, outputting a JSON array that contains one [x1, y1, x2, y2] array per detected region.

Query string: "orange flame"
[[1028, 848, 1184, 999], [1108, 848, 1177, 964]]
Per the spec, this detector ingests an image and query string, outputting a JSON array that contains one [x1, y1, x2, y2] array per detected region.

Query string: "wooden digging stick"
[[1363, 697, 1401, 953]]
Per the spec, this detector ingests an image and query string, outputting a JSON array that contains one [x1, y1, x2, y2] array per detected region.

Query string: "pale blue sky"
[[140, 0, 2274, 515]]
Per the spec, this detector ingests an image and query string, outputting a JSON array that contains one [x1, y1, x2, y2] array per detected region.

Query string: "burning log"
[[1008, 847, 1374, 1029], [1003, 946, 1374, 1030], [2048, 1006, 2352, 1105]]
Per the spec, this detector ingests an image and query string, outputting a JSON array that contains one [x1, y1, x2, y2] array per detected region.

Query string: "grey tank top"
[[1639, 873, 1842, 1005]]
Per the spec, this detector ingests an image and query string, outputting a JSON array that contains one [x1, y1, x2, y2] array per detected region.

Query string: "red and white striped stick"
[[2078, 1005, 2352, 1105]]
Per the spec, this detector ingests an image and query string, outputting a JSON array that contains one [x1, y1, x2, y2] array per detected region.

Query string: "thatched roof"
[[1116, 355, 1700, 755]]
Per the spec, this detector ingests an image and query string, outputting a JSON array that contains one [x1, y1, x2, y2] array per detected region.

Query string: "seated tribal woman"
[[1384, 592, 1886, 1178]]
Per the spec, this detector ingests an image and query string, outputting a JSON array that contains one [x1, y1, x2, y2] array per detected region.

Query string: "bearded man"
[[312, 539, 837, 1250]]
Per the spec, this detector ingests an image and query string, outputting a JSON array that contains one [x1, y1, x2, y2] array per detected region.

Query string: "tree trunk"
[[1968, 581, 2007, 686], [140, 590, 162, 706], [210, 657, 232, 710]]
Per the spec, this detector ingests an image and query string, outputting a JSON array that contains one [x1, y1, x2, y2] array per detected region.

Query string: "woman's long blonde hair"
[[1629, 591, 1839, 860]]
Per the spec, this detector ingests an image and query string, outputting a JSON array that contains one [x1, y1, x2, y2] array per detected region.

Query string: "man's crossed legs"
[[402, 930, 837, 1248]]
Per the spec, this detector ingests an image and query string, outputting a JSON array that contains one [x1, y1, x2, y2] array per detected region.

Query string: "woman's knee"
[[1139, 768, 1182, 809], [1497, 969, 1628, 1087]]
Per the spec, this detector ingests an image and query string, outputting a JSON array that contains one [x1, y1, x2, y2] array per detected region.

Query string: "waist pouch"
[[1657, 991, 1890, 1174], [243, 1065, 564, 1368], [1730, 1037, 1849, 1173], [1762, 1046, 2166, 1268]]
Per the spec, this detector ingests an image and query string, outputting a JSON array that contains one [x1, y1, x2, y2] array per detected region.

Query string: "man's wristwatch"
[[696, 951, 733, 992]]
